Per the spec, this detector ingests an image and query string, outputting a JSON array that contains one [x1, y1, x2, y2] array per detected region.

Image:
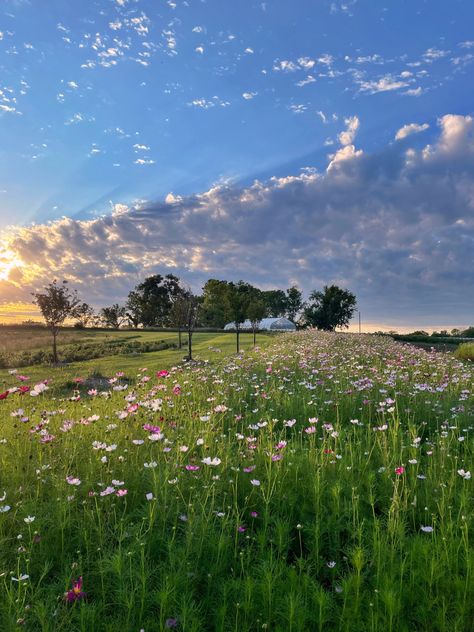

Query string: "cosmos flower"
[[65, 576, 86, 602]]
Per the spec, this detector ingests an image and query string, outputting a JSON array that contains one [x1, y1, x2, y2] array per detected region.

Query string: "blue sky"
[[0, 0, 473, 329]]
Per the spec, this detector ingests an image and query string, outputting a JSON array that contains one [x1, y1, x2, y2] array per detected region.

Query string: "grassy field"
[[0, 328, 272, 381], [0, 331, 472, 631]]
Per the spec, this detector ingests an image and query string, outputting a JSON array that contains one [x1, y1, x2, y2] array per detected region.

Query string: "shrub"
[[455, 342, 474, 361]]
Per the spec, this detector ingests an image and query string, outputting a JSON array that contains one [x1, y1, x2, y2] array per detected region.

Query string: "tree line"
[[32, 276, 357, 363]]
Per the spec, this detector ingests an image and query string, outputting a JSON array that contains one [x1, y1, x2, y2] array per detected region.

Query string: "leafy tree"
[[73, 302, 95, 329], [225, 281, 254, 353], [304, 285, 357, 331], [462, 326, 474, 338], [100, 304, 127, 329], [247, 299, 266, 346], [169, 292, 191, 349], [127, 274, 182, 327], [285, 286, 304, 323], [261, 289, 287, 317], [200, 279, 230, 328], [32, 280, 81, 363]]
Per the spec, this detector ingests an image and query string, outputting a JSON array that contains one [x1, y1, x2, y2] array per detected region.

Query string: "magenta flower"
[[185, 465, 200, 471], [143, 424, 161, 434], [157, 370, 169, 378], [65, 576, 86, 603], [395, 466, 405, 475]]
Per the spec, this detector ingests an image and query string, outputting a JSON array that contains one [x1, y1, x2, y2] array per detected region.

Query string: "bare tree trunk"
[[52, 330, 58, 364], [187, 330, 192, 361], [236, 327, 240, 353], [253, 328, 256, 346], [178, 328, 182, 349]]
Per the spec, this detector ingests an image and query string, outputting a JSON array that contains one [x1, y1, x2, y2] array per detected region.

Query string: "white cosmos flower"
[[202, 457, 221, 466]]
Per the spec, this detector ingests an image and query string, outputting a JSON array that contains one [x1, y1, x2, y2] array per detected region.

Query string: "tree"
[[304, 285, 357, 331], [100, 304, 127, 329], [247, 299, 266, 346], [169, 292, 191, 349], [225, 281, 253, 353], [200, 279, 230, 328], [183, 292, 201, 361], [73, 302, 95, 329], [285, 286, 304, 323], [261, 289, 287, 317], [127, 274, 182, 328], [32, 280, 81, 363]]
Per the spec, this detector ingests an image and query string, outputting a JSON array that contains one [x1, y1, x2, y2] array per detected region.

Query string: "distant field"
[[0, 328, 274, 393]]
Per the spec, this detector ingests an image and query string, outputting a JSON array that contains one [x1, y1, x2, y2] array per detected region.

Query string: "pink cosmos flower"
[[157, 370, 169, 378], [143, 424, 161, 434], [185, 465, 200, 471], [395, 466, 405, 475]]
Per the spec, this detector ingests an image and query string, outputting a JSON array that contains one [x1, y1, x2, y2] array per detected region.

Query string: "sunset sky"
[[0, 0, 473, 330]]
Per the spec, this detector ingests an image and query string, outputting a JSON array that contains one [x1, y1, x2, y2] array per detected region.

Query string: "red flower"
[[395, 466, 405, 475], [0, 391, 9, 400]]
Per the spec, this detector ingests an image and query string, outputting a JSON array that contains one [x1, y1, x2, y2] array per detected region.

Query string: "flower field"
[[0, 332, 472, 631]]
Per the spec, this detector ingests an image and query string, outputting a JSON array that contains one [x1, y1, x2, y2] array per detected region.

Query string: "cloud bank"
[[1, 114, 473, 327]]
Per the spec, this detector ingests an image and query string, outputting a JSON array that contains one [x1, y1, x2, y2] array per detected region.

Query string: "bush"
[[455, 342, 474, 361]]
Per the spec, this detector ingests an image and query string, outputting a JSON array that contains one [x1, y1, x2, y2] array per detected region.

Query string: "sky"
[[0, 0, 473, 331]]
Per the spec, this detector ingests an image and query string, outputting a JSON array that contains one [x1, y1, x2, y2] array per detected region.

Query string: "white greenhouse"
[[223, 317, 296, 331]]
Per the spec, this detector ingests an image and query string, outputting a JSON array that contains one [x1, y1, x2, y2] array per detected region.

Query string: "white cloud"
[[134, 158, 155, 165], [328, 144, 363, 169], [242, 92, 257, 100], [296, 75, 316, 87], [423, 47, 449, 62], [395, 122, 429, 141], [359, 75, 409, 94], [404, 86, 423, 97], [273, 60, 299, 72], [297, 57, 316, 70], [338, 116, 360, 146]]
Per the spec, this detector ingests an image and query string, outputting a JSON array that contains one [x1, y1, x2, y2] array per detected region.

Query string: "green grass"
[[0, 331, 472, 631], [455, 342, 474, 362]]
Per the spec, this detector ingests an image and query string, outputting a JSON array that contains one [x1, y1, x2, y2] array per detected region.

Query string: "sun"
[[0, 249, 23, 281]]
